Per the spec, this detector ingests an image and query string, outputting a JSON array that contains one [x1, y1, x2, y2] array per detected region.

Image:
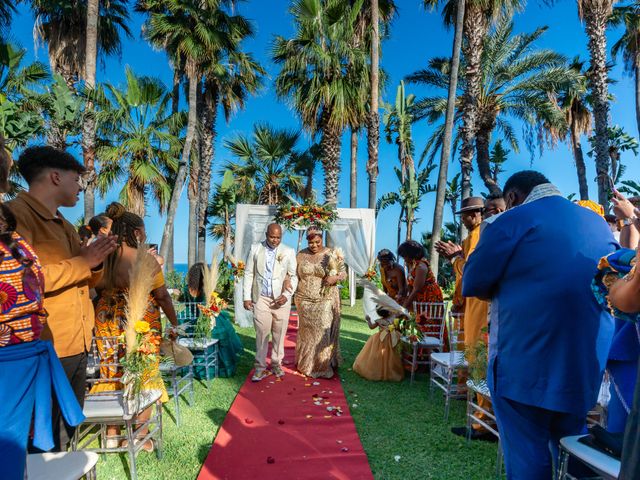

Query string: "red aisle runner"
[[197, 312, 374, 480]]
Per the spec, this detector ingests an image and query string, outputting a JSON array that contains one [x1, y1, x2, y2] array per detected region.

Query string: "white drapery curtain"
[[327, 209, 378, 322], [232, 205, 377, 327], [233, 205, 277, 327]]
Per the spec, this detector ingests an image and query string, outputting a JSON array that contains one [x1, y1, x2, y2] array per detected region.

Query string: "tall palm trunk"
[[366, 0, 380, 210], [160, 72, 199, 263], [583, 2, 614, 207], [429, 0, 465, 276], [197, 81, 218, 264], [127, 181, 146, 218], [82, 0, 99, 222], [223, 207, 231, 260], [571, 119, 589, 200], [475, 118, 502, 195], [397, 205, 404, 248], [350, 128, 357, 208], [172, 67, 180, 115], [459, 3, 488, 201], [187, 88, 202, 268], [320, 109, 342, 205], [167, 223, 174, 271], [47, 128, 67, 150], [635, 59, 640, 140]]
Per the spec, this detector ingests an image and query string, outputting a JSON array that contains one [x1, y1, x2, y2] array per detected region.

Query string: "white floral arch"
[[233, 204, 377, 327]]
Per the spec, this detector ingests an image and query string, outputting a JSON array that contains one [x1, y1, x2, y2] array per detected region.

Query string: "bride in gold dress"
[[295, 226, 346, 378]]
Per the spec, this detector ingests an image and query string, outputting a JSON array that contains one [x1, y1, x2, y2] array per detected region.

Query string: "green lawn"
[[96, 300, 499, 480]]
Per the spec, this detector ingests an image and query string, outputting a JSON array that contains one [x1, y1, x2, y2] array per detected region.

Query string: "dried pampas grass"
[[124, 248, 159, 351], [202, 247, 221, 302]]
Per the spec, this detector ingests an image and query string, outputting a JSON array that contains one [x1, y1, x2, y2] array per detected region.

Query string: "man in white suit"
[[243, 223, 298, 382]]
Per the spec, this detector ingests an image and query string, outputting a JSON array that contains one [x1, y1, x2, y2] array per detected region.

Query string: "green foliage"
[[216, 260, 234, 300], [422, 223, 457, 290], [164, 270, 185, 290], [588, 125, 639, 184]]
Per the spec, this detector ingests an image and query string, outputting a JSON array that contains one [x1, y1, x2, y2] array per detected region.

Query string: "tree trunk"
[[635, 59, 640, 142], [406, 208, 413, 241], [172, 67, 180, 115], [397, 205, 404, 248], [188, 82, 204, 267], [160, 73, 199, 263], [583, 5, 613, 208], [82, 0, 99, 222], [476, 122, 502, 195], [197, 81, 218, 265], [459, 3, 488, 201], [429, 0, 465, 277], [366, 0, 380, 210], [320, 109, 342, 205], [571, 120, 589, 200], [350, 128, 357, 208], [47, 127, 67, 150], [167, 223, 174, 272], [223, 207, 231, 260]]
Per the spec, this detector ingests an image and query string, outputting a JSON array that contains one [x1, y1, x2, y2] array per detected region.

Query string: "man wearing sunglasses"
[[8, 146, 117, 452]]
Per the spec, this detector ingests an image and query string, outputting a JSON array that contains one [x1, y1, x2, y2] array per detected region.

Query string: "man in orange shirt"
[[436, 195, 505, 440], [9, 146, 117, 451]]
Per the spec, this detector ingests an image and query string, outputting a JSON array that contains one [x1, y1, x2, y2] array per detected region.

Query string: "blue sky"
[[8, 0, 640, 262]]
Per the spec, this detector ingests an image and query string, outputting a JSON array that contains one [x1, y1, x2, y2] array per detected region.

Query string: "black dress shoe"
[[451, 426, 498, 443]]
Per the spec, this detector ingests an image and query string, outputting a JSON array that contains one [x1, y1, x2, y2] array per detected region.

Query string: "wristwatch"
[[622, 216, 638, 227]]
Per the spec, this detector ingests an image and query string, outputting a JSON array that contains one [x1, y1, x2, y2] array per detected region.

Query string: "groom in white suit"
[[243, 223, 298, 382]]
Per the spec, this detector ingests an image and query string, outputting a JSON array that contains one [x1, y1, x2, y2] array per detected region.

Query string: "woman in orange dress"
[[397, 240, 443, 310], [92, 203, 179, 450]]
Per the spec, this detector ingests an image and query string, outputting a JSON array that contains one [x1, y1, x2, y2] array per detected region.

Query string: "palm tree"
[[578, 0, 620, 206], [141, 0, 243, 266], [349, 0, 395, 209], [383, 81, 415, 185], [0, 0, 15, 27], [94, 68, 182, 217], [0, 39, 48, 150], [273, 0, 369, 205], [444, 172, 462, 231], [588, 124, 639, 185], [425, 0, 524, 200], [409, 20, 577, 195], [82, 0, 100, 221], [41, 74, 83, 149], [422, 0, 465, 275], [376, 162, 436, 245], [223, 124, 307, 206], [550, 57, 592, 199], [29, 0, 131, 88], [611, 3, 640, 139], [473, 20, 575, 194], [196, 48, 264, 264]]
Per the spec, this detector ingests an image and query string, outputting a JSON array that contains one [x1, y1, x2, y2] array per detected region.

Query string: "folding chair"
[[401, 301, 448, 384], [466, 379, 503, 479], [159, 360, 194, 426], [73, 336, 163, 480], [430, 312, 467, 420], [558, 435, 620, 480], [175, 302, 219, 387], [26, 452, 99, 480]]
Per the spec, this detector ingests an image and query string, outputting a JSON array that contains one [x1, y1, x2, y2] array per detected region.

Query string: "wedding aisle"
[[197, 311, 374, 480]]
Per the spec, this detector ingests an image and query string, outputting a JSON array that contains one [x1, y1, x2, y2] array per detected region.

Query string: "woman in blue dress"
[[180, 263, 243, 377]]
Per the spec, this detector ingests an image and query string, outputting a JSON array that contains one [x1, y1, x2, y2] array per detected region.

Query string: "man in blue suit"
[[463, 171, 617, 479]]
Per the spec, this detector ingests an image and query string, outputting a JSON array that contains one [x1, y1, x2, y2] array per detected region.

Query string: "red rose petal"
[[244, 418, 254, 424], [278, 420, 285, 425], [341, 447, 349, 452], [267, 456, 275, 464]]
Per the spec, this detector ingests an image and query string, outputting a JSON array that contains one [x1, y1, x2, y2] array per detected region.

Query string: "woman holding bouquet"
[[295, 226, 346, 378], [92, 202, 179, 451]]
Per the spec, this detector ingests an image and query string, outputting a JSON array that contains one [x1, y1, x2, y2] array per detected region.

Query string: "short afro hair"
[[503, 170, 549, 198], [397, 240, 426, 261], [485, 192, 504, 202], [17, 146, 85, 185]]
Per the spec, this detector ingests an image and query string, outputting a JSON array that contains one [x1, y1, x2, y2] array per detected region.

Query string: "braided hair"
[[0, 136, 32, 269], [103, 202, 145, 292], [187, 263, 205, 300]]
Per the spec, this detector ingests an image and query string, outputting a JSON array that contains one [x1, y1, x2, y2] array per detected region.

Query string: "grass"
[[96, 300, 499, 479]]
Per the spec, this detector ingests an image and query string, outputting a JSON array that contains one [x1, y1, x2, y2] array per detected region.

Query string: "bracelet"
[[622, 217, 638, 227]]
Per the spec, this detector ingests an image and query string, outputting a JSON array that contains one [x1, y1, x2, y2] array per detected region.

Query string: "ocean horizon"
[[173, 263, 188, 275]]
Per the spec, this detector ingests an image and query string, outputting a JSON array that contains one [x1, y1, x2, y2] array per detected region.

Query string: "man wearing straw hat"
[[435, 196, 495, 441], [243, 223, 298, 382]]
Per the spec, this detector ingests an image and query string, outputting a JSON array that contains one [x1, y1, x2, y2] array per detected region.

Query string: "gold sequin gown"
[[295, 248, 345, 378]]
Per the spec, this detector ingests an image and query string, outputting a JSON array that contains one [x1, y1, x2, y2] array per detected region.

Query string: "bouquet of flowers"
[[228, 256, 245, 279], [194, 249, 227, 342], [362, 266, 378, 282], [274, 199, 338, 231], [122, 248, 162, 401], [321, 247, 344, 297], [393, 313, 424, 344]]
